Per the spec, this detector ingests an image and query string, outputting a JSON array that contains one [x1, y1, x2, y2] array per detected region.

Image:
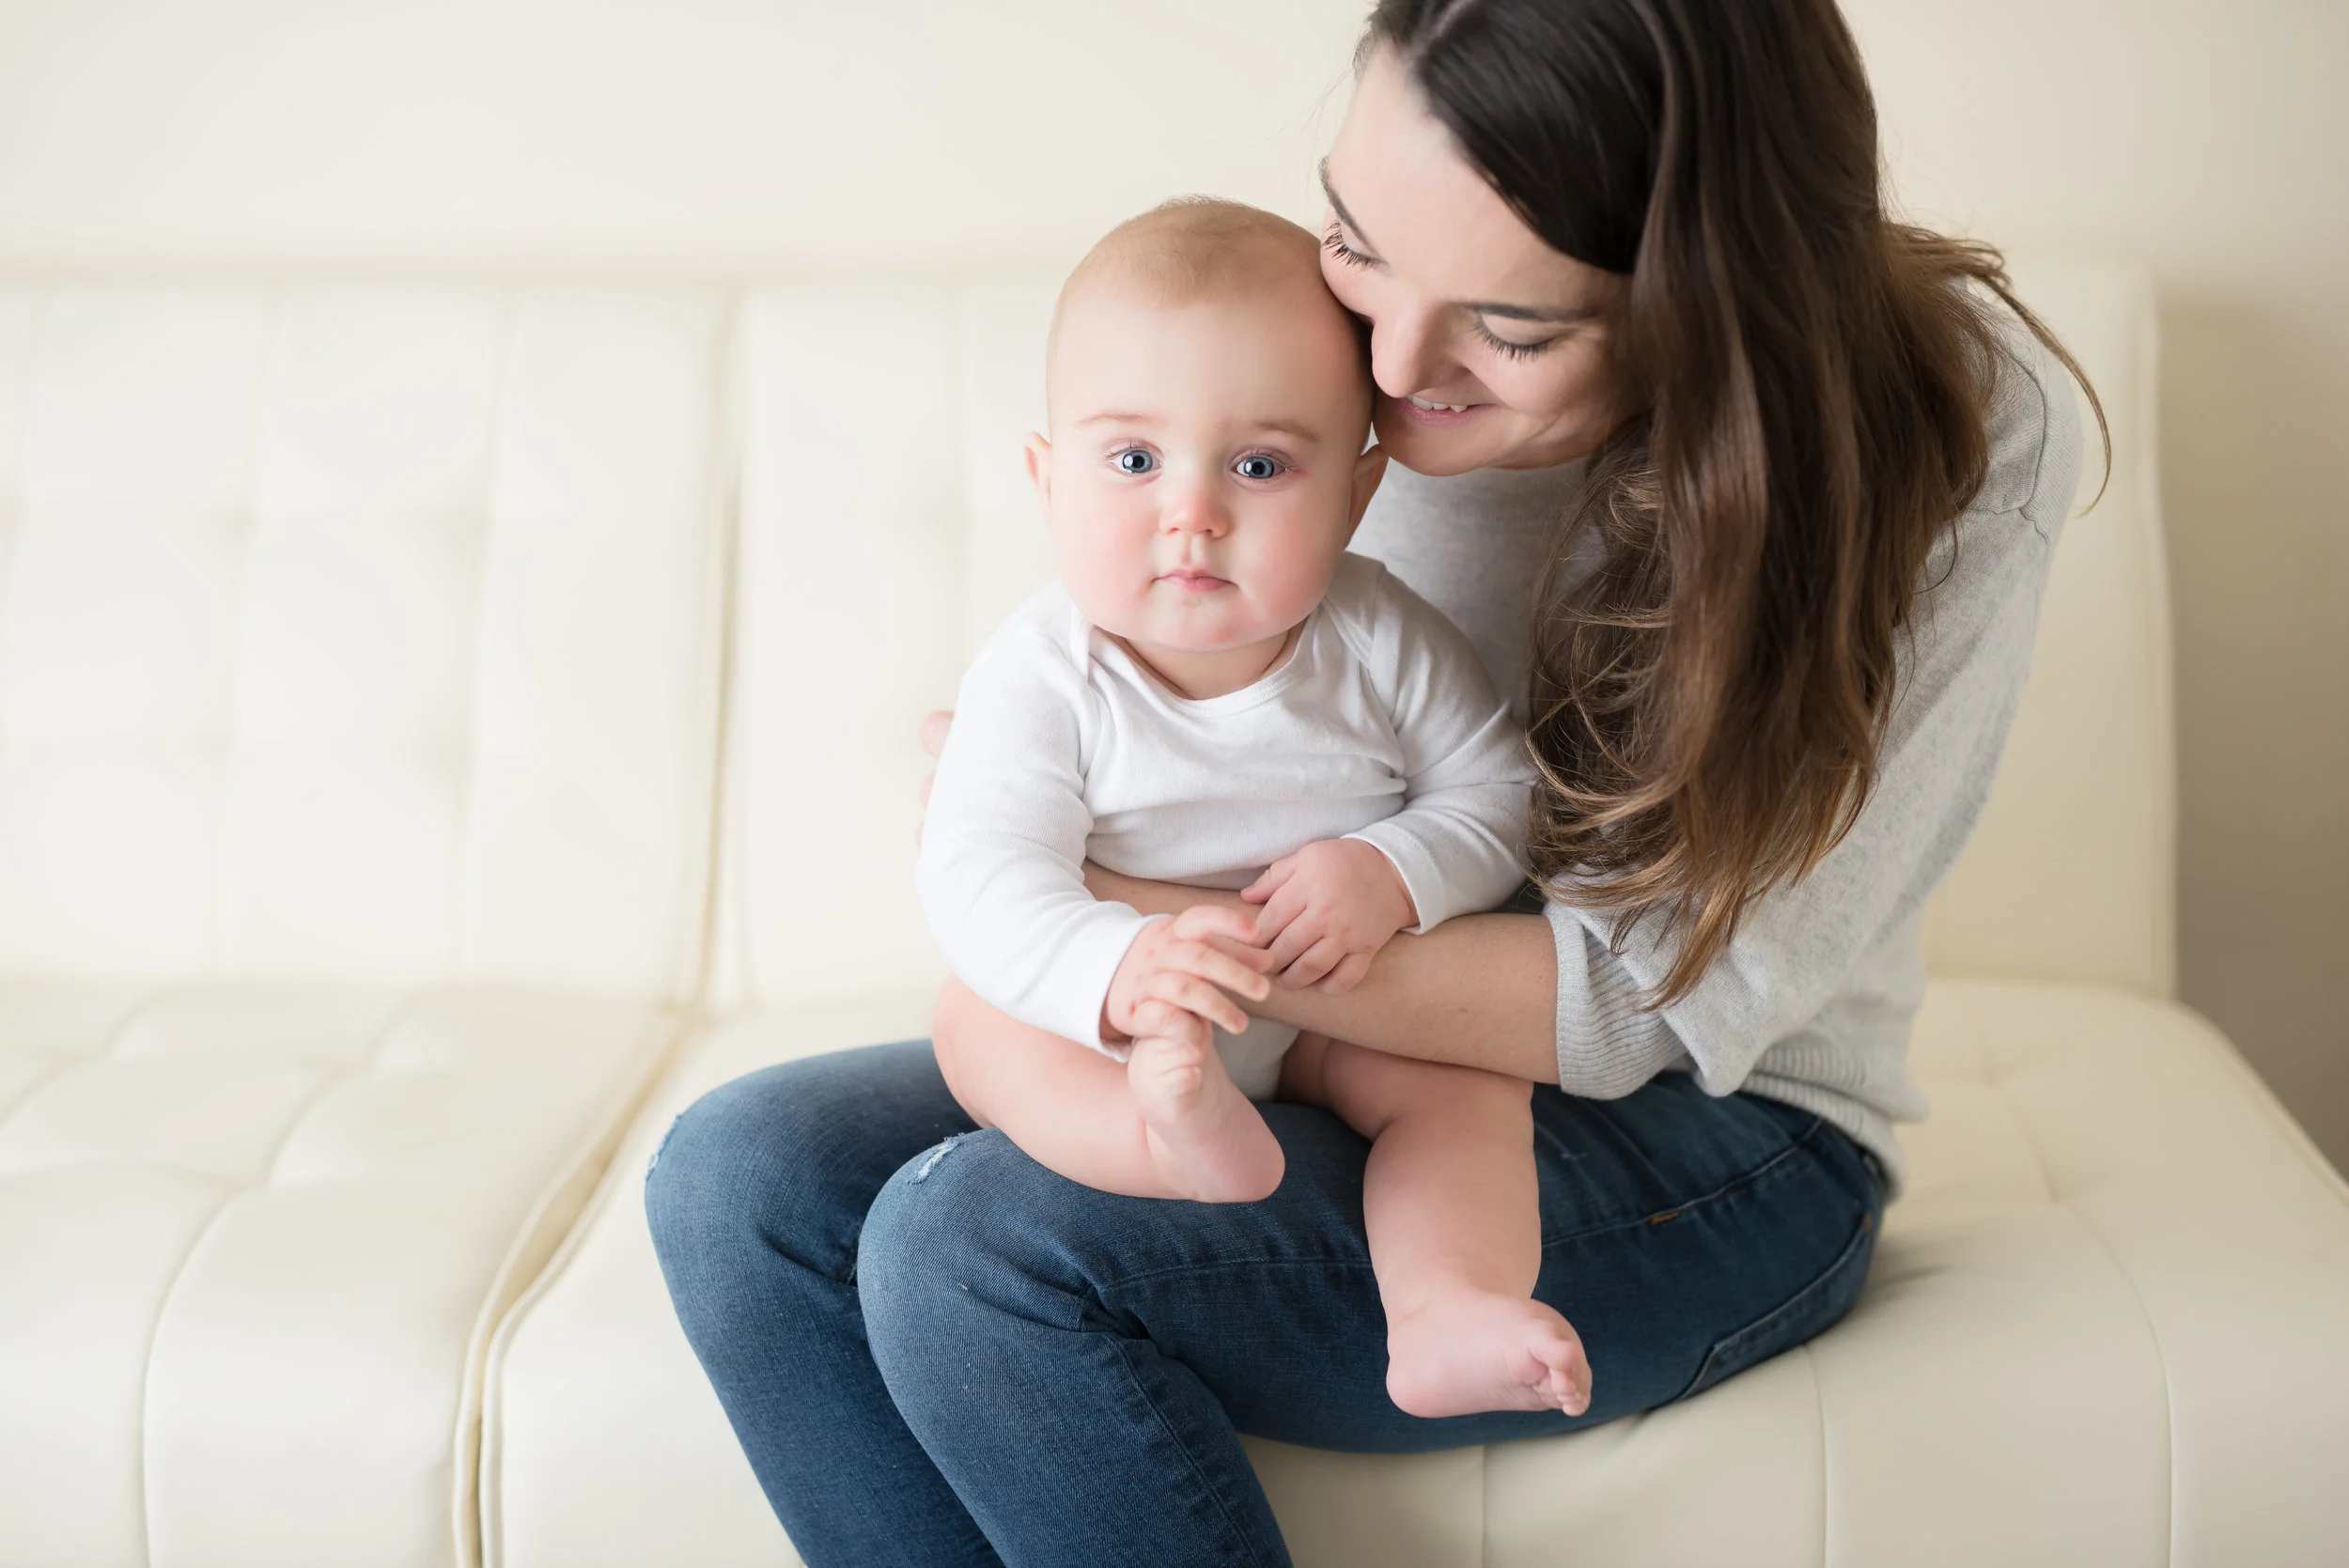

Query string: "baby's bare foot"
[[1385, 1288, 1592, 1419], [1127, 1035, 1283, 1203]]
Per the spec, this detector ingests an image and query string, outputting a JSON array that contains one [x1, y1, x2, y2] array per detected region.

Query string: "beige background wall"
[[0, 0, 2339, 1168]]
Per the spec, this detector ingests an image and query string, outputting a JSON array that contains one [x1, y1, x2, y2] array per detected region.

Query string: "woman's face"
[[1320, 47, 1630, 476]]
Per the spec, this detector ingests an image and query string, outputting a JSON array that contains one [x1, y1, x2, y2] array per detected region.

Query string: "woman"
[[646, 0, 2098, 1561]]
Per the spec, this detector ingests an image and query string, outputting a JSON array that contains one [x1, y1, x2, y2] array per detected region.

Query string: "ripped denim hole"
[[913, 1134, 962, 1182], [646, 1113, 683, 1178]]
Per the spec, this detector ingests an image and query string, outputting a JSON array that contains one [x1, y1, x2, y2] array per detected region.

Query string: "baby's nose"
[[1161, 481, 1233, 535]]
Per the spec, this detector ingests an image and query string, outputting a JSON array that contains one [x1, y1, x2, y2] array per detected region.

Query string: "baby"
[[917, 198, 1589, 1420]]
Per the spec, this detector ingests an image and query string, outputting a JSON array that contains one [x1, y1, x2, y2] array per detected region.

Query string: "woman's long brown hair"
[[1369, 0, 2107, 1005]]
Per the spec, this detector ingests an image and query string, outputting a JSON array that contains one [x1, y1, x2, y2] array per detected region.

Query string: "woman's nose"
[[1369, 298, 1452, 400]]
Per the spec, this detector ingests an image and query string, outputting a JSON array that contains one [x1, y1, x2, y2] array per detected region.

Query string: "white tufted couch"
[[3, 263, 2345, 1568]]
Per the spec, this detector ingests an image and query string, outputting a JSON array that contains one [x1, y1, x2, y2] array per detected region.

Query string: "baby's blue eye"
[[1235, 455, 1282, 481], [1115, 449, 1158, 474]]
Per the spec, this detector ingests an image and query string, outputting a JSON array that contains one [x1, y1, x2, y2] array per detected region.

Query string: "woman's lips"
[[1158, 570, 1231, 592], [1390, 393, 1486, 428]]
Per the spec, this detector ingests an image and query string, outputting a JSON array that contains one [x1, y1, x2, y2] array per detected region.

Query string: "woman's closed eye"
[[1471, 317, 1563, 361], [1322, 223, 1376, 271]]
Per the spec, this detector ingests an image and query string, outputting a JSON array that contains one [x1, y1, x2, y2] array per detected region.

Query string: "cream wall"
[[0, 0, 2339, 1168]]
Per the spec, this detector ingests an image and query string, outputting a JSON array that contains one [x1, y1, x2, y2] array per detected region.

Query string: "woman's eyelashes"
[[1471, 318, 1561, 362], [1322, 223, 1376, 270]]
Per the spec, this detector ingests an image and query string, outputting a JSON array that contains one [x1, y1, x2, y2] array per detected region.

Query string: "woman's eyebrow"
[[1320, 161, 1596, 327], [1318, 162, 1379, 256], [1469, 301, 1599, 325]]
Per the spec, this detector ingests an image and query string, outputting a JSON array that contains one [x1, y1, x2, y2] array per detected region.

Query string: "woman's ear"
[[1023, 433, 1054, 510], [1343, 443, 1390, 540]]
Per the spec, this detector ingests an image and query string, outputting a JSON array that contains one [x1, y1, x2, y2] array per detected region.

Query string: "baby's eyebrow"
[[1072, 411, 1326, 443], [1247, 417, 1325, 442]]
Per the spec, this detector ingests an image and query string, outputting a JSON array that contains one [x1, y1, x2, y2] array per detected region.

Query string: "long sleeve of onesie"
[[1336, 567, 1535, 932], [914, 621, 1149, 1054]]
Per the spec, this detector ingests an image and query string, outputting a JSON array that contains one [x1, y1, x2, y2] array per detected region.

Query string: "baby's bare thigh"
[[1293, 1033, 1532, 1141], [932, 976, 1131, 1131]]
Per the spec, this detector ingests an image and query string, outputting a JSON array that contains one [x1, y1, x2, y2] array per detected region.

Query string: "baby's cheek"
[[1056, 529, 1146, 633], [1248, 546, 1339, 631]]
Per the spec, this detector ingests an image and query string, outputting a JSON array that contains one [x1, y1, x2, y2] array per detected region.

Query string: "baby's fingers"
[[1240, 854, 1298, 907], [1170, 904, 1262, 951], [1280, 937, 1346, 992], [1163, 936, 1271, 1004], [1313, 952, 1373, 995], [1143, 970, 1251, 1035], [1264, 912, 1328, 981]]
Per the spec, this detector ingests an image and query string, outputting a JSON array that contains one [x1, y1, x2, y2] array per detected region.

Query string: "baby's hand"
[[1103, 905, 1271, 1048], [1241, 839, 1415, 993]]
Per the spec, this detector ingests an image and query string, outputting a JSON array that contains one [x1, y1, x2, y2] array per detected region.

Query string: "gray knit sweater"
[[1349, 313, 2084, 1192]]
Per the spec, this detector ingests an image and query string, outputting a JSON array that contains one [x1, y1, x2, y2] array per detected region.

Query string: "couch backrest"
[[0, 285, 729, 1000], [1921, 259, 2175, 997], [710, 260, 2173, 1012]]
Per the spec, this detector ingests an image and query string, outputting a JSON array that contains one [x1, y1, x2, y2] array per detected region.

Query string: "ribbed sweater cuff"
[[1545, 903, 1689, 1098]]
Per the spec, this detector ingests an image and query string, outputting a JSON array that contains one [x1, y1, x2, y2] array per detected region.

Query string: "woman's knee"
[[857, 1131, 1102, 1357], [645, 1049, 923, 1282]]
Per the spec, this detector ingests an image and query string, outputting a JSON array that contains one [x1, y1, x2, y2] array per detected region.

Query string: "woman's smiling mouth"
[[1393, 393, 1483, 426]]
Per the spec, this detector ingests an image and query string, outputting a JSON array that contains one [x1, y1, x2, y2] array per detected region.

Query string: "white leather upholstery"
[[0, 287, 729, 1567], [8, 265, 2344, 1567], [479, 261, 2349, 1565], [483, 981, 2349, 1567], [1921, 263, 2177, 997]]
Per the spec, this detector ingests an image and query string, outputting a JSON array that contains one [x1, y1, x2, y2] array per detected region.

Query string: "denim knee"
[[644, 1062, 848, 1283], [858, 1130, 1091, 1355]]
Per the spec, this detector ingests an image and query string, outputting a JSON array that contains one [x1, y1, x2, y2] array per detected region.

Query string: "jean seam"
[[1536, 1110, 1835, 1249], [1673, 1196, 1877, 1403], [1109, 1332, 1277, 1564]]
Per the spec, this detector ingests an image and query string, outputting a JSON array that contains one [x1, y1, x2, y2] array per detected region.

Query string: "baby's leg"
[[932, 978, 1283, 1203], [1282, 1035, 1590, 1418]]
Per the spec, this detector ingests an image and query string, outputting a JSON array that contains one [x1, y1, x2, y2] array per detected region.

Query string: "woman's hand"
[[916, 709, 953, 841]]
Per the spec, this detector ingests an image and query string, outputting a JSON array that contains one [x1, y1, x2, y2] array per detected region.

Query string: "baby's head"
[[1027, 198, 1387, 664]]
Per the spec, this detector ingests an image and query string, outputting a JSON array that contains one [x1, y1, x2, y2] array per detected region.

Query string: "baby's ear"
[[1344, 443, 1390, 539], [1022, 433, 1054, 509]]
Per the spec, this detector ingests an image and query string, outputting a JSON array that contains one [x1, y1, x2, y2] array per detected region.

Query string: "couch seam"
[[448, 289, 519, 985], [463, 289, 746, 1568], [138, 982, 423, 1568], [1978, 997, 2175, 1568]]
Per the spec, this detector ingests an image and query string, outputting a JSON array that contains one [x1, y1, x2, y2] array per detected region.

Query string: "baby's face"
[[1029, 278, 1380, 660]]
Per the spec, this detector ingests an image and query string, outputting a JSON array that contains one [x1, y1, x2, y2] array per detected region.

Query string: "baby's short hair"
[[1048, 197, 1362, 373]]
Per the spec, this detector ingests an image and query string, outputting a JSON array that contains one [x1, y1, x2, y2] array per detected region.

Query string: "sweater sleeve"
[[1343, 566, 1537, 931], [1544, 329, 2083, 1098], [913, 623, 1153, 1055]]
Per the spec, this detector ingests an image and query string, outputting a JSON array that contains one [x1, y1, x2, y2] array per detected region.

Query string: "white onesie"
[[916, 551, 1535, 1098]]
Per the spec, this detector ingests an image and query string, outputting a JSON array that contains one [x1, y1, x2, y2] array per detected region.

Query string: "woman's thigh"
[[647, 1038, 976, 1294], [857, 1069, 1882, 1455]]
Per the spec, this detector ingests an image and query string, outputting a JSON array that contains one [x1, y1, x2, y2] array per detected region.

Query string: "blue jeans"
[[646, 1039, 1884, 1567]]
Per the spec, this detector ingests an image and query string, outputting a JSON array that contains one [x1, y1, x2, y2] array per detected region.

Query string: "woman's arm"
[[1086, 865, 1561, 1083]]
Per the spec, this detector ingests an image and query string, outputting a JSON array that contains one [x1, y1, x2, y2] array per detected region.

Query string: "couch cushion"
[[480, 980, 2349, 1567], [0, 283, 727, 997], [0, 981, 683, 1568]]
